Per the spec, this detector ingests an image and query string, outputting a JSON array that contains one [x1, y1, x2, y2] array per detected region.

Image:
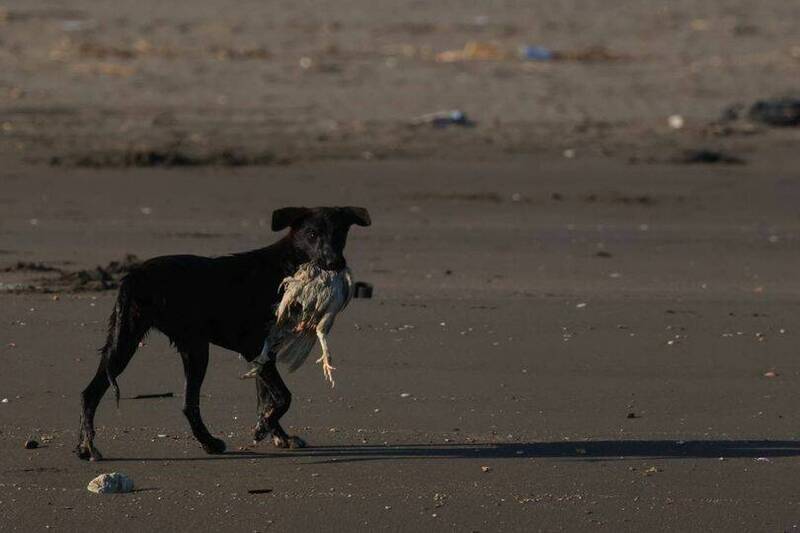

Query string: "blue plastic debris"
[[519, 45, 555, 61], [411, 110, 474, 128]]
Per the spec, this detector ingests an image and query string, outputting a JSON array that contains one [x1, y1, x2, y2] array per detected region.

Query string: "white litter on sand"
[[87, 472, 134, 494]]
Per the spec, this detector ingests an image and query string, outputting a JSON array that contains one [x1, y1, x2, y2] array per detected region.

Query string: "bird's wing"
[[276, 330, 317, 371]]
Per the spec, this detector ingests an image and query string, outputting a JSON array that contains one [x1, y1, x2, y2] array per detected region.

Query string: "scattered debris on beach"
[[1, 262, 61, 273], [436, 41, 507, 62], [353, 281, 374, 298], [668, 115, 685, 129], [0, 255, 140, 293], [435, 41, 629, 63], [675, 149, 746, 165], [410, 110, 473, 128], [50, 147, 279, 168], [723, 98, 800, 127]]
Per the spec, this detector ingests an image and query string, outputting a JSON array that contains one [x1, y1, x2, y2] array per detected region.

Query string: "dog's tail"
[[99, 274, 147, 408]]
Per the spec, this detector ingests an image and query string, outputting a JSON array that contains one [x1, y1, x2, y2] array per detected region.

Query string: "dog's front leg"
[[253, 359, 306, 449]]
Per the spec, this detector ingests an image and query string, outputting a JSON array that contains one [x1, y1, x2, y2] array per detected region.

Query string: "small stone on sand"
[[87, 472, 134, 494]]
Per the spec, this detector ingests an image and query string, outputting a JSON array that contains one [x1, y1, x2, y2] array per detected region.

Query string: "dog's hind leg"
[[253, 359, 306, 449], [179, 340, 226, 454], [76, 283, 149, 461], [76, 363, 111, 461]]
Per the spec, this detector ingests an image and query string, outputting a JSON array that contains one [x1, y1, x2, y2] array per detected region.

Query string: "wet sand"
[[1, 0, 799, 164], [2, 153, 800, 530]]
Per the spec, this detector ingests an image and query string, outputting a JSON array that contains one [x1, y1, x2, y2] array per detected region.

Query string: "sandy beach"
[[2, 1, 800, 531]]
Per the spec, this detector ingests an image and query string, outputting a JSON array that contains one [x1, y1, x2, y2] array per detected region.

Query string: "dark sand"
[[2, 1, 800, 531], [2, 154, 800, 531]]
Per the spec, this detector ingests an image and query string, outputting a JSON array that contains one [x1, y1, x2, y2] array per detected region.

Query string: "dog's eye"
[[305, 230, 318, 240]]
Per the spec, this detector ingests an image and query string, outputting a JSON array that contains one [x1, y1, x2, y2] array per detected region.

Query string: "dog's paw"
[[75, 443, 103, 462], [201, 437, 227, 455], [271, 434, 306, 449], [253, 422, 270, 443], [74, 445, 91, 461]]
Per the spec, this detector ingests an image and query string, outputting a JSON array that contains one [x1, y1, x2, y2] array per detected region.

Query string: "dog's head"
[[272, 206, 371, 270]]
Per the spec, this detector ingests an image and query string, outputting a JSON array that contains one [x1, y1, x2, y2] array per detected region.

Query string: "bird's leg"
[[315, 329, 335, 387]]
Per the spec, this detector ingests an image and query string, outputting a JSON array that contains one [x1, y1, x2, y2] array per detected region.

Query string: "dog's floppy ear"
[[341, 206, 371, 227], [272, 207, 310, 231]]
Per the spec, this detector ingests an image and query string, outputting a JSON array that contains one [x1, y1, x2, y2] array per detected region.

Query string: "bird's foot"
[[316, 354, 335, 387], [240, 366, 259, 379]]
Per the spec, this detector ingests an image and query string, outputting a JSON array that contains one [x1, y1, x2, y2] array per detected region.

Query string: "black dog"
[[76, 206, 371, 461]]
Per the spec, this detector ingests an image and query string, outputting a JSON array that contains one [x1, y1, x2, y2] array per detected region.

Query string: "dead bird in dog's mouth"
[[242, 262, 354, 386], [75, 206, 370, 461]]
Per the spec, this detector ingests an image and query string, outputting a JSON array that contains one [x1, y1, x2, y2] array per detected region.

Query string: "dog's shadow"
[[108, 439, 800, 464]]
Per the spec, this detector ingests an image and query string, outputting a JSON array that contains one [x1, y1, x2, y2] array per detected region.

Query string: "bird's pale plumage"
[[245, 263, 353, 386]]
